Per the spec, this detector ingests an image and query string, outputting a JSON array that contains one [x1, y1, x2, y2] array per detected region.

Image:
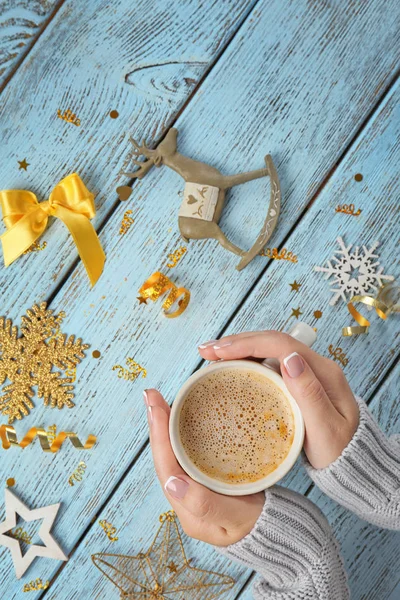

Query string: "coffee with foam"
[[179, 368, 294, 484]]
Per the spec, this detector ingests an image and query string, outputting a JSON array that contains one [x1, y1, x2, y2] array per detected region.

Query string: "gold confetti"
[[328, 345, 349, 367], [137, 295, 148, 305], [119, 210, 134, 235], [6, 477, 15, 487], [92, 350, 101, 359], [116, 185, 132, 202], [109, 110, 119, 119], [314, 310, 323, 319], [18, 159, 29, 171], [112, 358, 147, 382], [335, 204, 361, 216], [289, 280, 301, 292], [0, 425, 97, 452], [354, 173, 363, 182], [9, 527, 32, 545], [260, 247, 298, 263], [23, 241, 47, 254], [68, 461, 87, 486], [0, 303, 88, 423], [23, 579, 50, 592], [138, 272, 190, 318], [57, 108, 80, 126], [98, 520, 119, 542], [291, 307, 303, 319], [166, 246, 187, 268], [92, 511, 235, 598]]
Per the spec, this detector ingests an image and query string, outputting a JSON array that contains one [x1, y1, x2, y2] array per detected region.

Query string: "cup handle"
[[261, 322, 317, 372]]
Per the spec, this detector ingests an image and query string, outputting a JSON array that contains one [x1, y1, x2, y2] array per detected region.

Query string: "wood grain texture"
[[38, 80, 400, 600], [0, 0, 258, 317], [0, 0, 60, 87], [0, 0, 399, 598], [236, 364, 400, 600], [0, 0, 399, 317]]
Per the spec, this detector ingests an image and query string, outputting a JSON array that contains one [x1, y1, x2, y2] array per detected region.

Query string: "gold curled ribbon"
[[0, 173, 105, 286], [0, 425, 96, 452], [138, 272, 190, 318], [343, 283, 400, 336]]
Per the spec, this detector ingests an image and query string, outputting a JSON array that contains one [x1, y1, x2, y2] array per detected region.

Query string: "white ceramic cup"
[[170, 323, 317, 496]]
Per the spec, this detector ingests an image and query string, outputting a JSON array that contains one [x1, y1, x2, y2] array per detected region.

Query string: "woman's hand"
[[199, 331, 359, 469], [145, 389, 264, 547]]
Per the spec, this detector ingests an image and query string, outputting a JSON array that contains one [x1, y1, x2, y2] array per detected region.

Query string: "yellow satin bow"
[[0, 173, 105, 286]]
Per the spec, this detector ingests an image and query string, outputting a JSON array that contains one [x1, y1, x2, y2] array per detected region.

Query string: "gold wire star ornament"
[[92, 510, 235, 599]]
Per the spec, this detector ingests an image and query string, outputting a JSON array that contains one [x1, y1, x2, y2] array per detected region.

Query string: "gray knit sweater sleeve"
[[218, 486, 349, 599], [304, 398, 400, 529]]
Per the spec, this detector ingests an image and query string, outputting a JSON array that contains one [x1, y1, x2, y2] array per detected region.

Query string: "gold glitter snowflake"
[[0, 303, 89, 424]]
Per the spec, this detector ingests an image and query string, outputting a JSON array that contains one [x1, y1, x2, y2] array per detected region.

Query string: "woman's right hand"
[[199, 331, 360, 470]]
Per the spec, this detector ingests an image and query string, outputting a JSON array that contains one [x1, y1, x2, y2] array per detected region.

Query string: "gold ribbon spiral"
[[138, 272, 190, 318], [343, 282, 400, 336], [0, 425, 96, 452]]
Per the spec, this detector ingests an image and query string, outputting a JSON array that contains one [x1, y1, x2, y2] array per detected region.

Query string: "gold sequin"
[[112, 358, 147, 382], [99, 519, 119, 542]]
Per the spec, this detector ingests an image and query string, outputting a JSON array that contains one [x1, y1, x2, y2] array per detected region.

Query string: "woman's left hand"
[[145, 388, 264, 547]]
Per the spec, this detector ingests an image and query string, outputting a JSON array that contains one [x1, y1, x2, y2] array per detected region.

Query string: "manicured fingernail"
[[198, 339, 218, 349], [147, 406, 153, 425], [143, 390, 149, 406], [283, 352, 305, 378], [165, 476, 189, 499], [213, 341, 232, 349]]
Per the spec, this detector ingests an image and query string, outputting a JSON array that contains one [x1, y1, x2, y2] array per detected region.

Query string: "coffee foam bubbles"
[[179, 368, 294, 484]]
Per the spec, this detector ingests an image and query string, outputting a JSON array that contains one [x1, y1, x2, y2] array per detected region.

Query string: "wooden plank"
[[1, 2, 400, 597], [0, 0, 61, 88], [236, 364, 400, 600], [0, 0, 399, 317], [0, 0, 258, 320]]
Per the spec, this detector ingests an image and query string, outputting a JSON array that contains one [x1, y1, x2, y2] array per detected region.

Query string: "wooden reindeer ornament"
[[117, 128, 281, 270]]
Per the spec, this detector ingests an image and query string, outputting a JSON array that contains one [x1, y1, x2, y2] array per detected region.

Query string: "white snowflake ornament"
[[314, 237, 394, 305]]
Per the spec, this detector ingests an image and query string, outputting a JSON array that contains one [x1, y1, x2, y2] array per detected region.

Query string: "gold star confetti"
[[167, 561, 178, 573], [289, 281, 301, 292], [314, 310, 323, 319], [92, 511, 235, 598], [137, 295, 148, 305], [291, 307, 303, 319], [18, 158, 29, 171]]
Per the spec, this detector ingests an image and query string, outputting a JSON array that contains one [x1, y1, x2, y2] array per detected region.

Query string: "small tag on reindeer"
[[179, 183, 219, 221]]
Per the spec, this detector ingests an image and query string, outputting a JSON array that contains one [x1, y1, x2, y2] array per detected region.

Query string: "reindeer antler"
[[121, 137, 156, 180]]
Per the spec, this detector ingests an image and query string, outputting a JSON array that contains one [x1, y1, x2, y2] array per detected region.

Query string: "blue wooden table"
[[0, 1, 399, 598]]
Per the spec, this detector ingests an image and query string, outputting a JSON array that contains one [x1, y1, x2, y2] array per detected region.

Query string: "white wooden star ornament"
[[0, 488, 68, 579]]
